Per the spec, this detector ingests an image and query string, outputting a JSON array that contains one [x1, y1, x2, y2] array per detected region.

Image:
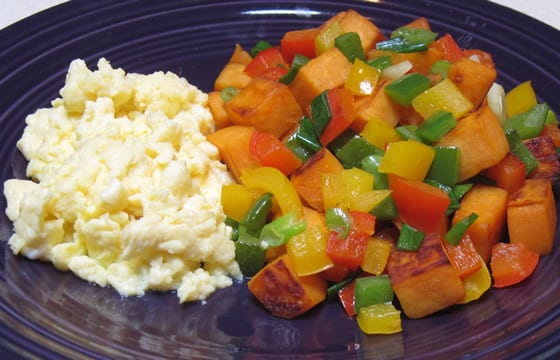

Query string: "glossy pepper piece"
[[376, 27, 438, 53], [345, 58, 381, 96], [356, 303, 402, 334], [416, 110, 457, 143], [504, 129, 538, 176], [426, 146, 460, 186], [379, 140, 435, 181], [505, 80, 538, 118], [397, 223, 425, 251], [444, 212, 479, 246], [315, 21, 344, 56], [335, 32, 366, 63], [354, 275, 394, 312], [504, 103, 549, 140], [328, 129, 381, 169], [412, 78, 473, 120], [360, 117, 403, 150], [280, 28, 319, 64], [361, 237, 392, 275], [384, 73, 431, 106]]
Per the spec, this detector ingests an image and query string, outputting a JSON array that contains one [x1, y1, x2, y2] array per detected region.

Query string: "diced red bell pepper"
[[441, 234, 483, 278], [349, 210, 376, 236], [244, 46, 289, 78], [321, 88, 356, 145], [490, 242, 539, 288], [430, 33, 463, 62], [249, 129, 303, 176], [485, 152, 526, 194], [388, 174, 451, 233], [321, 264, 351, 283], [326, 226, 370, 271], [280, 28, 319, 64], [338, 281, 356, 317]]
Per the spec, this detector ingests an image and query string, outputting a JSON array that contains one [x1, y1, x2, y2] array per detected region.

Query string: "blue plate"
[[1, 1, 559, 359]]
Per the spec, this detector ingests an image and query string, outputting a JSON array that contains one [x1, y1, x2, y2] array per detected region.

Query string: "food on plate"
[[210, 9, 559, 333], [3, 58, 241, 302]]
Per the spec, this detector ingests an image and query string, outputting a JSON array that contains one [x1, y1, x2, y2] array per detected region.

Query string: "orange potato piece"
[[225, 77, 303, 138], [290, 148, 344, 212], [452, 184, 508, 263], [447, 57, 497, 109], [248, 254, 327, 319], [436, 106, 509, 181], [524, 135, 560, 183], [387, 232, 465, 319], [207, 91, 230, 130], [207, 125, 260, 181], [352, 80, 401, 131], [507, 179, 557, 255], [290, 48, 352, 111], [321, 9, 385, 53]]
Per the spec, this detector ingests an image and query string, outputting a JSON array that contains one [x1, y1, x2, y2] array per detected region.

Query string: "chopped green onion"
[[395, 125, 422, 142], [225, 216, 239, 241], [327, 271, 361, 299], [335, 32, 366, 63], [445, 212, 479, 246], [310, 90, 332, 135], [259, 212, 306, 249], [325, 207, 352, 239], [452, 183, 474, 201], [416, 110, 457, 143], [424, 179, 460, 216], [367, 56, 392, 71], [354, 275, 394, 312], [430, 60, 451, 79], [220, 87, 239, 102], [240, 193, 273, 237], [384, 73, 431, 106], [279, 54, 309, 85], [376, 27, 438, 53], [397, 223, 425, 251], [297, 116, 322, 152], [505, 128, 539, 176], [250, 39, 273, 57]]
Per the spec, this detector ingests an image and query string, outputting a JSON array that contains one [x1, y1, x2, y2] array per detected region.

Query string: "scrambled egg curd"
[[3, 58, 242, 302]]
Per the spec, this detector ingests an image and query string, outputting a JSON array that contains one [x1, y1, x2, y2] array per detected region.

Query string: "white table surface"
[[1, 0, 559, 31]]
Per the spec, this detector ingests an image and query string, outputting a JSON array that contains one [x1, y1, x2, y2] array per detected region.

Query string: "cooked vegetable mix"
[[209, 9, 559, 335]]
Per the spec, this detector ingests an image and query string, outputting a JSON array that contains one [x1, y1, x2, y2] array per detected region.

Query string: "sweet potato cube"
[[524, 135, 560, 183], [225, 77, 303, 138], [248, 254, 327, 319], [214, 63, 252, 91], [207, 125, 260, 181], [290, 48, 352, 110], [452, 184, 508, 263], [507, 179, 557, 255], [387, 233, 465, 319], [321, 9, 385, 53], [290, 148, 344, 212], [352, 80, 401, 131], [447, 57, 497, 108], [436, 106, 509, 181], [207, 91, 230, 130]]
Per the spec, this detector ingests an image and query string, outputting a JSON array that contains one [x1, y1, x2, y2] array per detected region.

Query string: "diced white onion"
[[487, 82, 508, 124], [469, 54, 481, 63], [381, 60, 413, 80]]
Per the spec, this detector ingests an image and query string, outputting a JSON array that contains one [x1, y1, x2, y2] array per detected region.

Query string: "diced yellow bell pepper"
[[361, 237, 392, 275], [220, 184, 255, 222], [379, 140, 435, 181], [314, 21, 344, 56], [323, 168, 375, 210], [287, 207, 333, 276], [412, 78, 473, 120], [505, 80, 537, 118], [240, 166, 303, 218], [458, 257, 492, 304], [348, 189, 389, 213], [341, 168, 374, 198], [356, 302, 402, 334], [360, 117, 403, 149], [345, 58, 381, 96], [322, 172, 346, 209]]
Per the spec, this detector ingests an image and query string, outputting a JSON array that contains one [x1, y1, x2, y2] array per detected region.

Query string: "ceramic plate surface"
[[0, 1, 559, 359]]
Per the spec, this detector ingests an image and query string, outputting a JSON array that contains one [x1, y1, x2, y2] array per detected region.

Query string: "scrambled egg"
[[3, 58, 241, 302]]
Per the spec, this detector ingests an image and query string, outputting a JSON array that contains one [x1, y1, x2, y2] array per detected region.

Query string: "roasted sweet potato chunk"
[[248, 254, 327, 319], [387, 232, 465, 319]]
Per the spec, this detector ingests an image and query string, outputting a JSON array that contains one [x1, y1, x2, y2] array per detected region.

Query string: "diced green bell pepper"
[[310, 90, 332, 135], [335, 32, 366, 63], [361, 154, 390, 190], [354, 275, 394, 312], [504, 103, 549, 140], [397, 223, 425, 251], [416, 110, 457, 143], [384, 73, 431, 106], [259, 212, 306, 249], [427, 146, 460, 186], [280, 54, 309, 85], [329, 129, 382, 168], [430, 60, 451, 79]]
